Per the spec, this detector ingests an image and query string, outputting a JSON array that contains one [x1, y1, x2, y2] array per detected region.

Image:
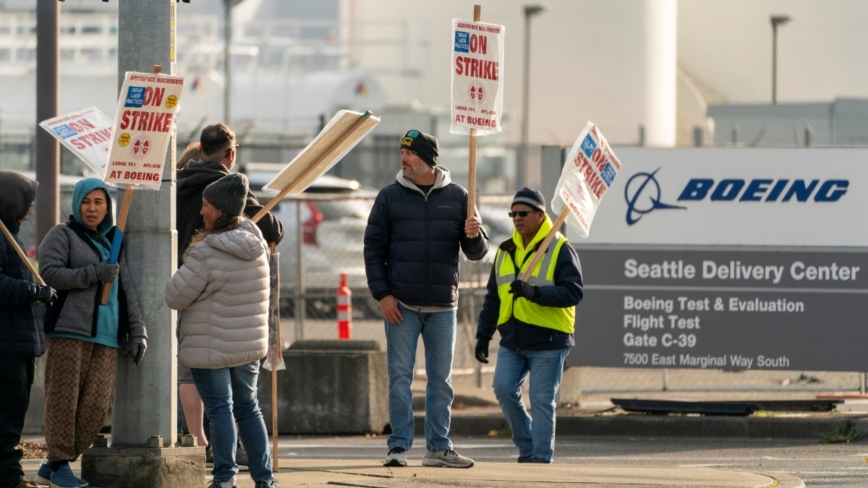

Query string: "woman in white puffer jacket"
[[165, 173, 277, 488]]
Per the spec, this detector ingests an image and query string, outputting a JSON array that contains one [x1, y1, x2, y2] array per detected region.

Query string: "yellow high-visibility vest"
[[494, 234, 575, 334]]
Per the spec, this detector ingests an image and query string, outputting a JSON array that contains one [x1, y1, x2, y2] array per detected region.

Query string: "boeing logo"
[[624, 169, 685, 225], [624, 170, 850, 225]]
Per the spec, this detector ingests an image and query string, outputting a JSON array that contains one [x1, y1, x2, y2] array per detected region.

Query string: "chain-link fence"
[[5, 132, 865, 399], [271, 193, 867, 400]]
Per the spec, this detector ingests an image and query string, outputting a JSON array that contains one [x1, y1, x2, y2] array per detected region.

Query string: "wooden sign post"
[[0, 219, 45, 286], [466, 4, 481, 219]]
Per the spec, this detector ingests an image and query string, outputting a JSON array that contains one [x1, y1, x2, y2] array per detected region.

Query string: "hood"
[[0, 171, 38, 222], [513, 213, 554, 253], [72, 178, 114, 236], [395, 166, 452, 193], [177, 160, 229, 197], [204, 219, 267, 261]]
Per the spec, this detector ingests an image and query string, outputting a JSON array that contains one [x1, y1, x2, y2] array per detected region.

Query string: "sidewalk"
[[21, 458, 805, 488]]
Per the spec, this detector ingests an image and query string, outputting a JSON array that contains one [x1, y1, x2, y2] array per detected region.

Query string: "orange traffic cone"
[[337, 273, 352, 339]]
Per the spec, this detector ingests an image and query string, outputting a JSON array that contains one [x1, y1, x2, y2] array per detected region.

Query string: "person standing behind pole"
[[175, 123, 283, 463], [0, 172, 56, 488], [36, 178, 148, 488], [166, 173, 276, 488], [474, 188, 583, 464], [364, 130, 489, 468]]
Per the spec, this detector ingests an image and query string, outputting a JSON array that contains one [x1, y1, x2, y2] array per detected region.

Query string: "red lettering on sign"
[[455, 57, 499, 81], [143, 86, 166, 107], [469, 34, 487, 55]]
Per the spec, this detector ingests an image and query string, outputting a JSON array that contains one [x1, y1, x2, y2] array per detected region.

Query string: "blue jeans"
[[191, 361, 272, 483], [385, 305, 456, 452], [492, 347, 569, 463]]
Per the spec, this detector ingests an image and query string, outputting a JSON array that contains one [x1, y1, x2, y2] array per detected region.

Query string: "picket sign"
[[520, 122, 622, 281], [250, 110, 379, 471], [101, 65, 185, 304], [38, 107, 114, 178], [0, 220, 45, 286], [450, 5, 505, 218], [251, 110, 379, 222]]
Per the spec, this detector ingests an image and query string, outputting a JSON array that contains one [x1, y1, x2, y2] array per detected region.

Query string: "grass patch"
[[821, 421, 862, 443], [751, 410, 779, 418], [487, 428, 512, 439]]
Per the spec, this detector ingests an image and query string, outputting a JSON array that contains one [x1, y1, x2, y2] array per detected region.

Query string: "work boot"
[[253, 480, 277, 488]]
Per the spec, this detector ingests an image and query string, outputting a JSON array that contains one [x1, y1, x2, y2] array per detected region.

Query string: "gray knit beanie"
[[512, 187, 546, 212], [203, 173, 248, 216]]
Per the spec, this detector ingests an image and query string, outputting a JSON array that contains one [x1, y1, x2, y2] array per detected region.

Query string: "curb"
[[417, 413, 868, 440]]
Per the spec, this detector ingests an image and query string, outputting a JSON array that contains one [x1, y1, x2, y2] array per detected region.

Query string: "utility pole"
[[81, 1, 201, 486], [224, 0, 232, 123], [35, 0, 59, 249]]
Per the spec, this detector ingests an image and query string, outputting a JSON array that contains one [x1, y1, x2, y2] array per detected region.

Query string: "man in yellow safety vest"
[[475, 187, 584, 464]]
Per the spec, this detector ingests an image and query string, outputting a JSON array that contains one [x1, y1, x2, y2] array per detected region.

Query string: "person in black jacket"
[[474, 188, 583, 464], [0, 171, 56, 488], [175, 123, 283, 465], [364, 130, 488, 469]]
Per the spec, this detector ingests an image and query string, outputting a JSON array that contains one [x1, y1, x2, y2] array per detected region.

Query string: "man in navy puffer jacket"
[[365, 130, 488, 469]]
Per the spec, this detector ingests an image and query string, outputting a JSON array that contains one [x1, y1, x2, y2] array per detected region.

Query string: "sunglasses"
[[508, 210, 539, 218]]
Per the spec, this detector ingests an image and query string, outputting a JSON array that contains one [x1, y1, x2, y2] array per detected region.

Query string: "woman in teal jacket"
[[36, 178, 147, 488]]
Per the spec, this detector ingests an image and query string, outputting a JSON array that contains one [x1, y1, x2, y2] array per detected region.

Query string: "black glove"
[[36, 286, 57, 307], [125, 336, 147, 366], [474, 338, 490, 364], [94, 262, 120, 283], [509, 280, 538, 301]]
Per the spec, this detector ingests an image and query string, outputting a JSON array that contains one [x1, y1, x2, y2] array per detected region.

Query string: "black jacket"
[[0, 214, 44, 358], [476, 237, 584, 350], [364, 167, 489, 308], [176, 160, 283, 262]]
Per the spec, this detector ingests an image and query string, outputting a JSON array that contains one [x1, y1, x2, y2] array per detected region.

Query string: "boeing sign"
[[625, 170, 850, 226], [568, 148, 868, 247]]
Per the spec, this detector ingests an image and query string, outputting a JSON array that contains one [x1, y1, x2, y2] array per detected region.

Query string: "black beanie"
[[511, 187, 546, 213], [400, 130, 439, 167], [203, 173, 248, 217]]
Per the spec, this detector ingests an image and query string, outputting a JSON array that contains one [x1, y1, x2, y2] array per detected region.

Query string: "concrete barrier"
[[258, 340, 389, 435]]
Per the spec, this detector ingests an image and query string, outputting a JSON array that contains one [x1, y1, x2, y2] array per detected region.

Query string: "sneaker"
[[517, 455, 533, 463], [253, 480, 277, 488], [36, 462, 88, 487], [49, 465, 88, 488], [235, 443, 248, 466], [205, 444, 214, 464], [528, 457, 552, 464], [15, 480, 47, 488], [382, 447, 407, 467], [422, 449, 474, 468], [205, 480, 237, 488]]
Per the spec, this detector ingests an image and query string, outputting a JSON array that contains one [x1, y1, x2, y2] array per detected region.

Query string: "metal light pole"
[[519, 3, 547, 189], [35, 0, 59, 249], [224, 0, 232, 123], [770, 14, 791, 105]]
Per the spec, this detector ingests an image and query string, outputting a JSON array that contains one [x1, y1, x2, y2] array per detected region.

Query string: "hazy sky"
[[679, 0, 868, 104]]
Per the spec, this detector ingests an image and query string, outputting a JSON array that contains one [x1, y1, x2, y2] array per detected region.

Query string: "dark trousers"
[[0, 355, 34, 488]]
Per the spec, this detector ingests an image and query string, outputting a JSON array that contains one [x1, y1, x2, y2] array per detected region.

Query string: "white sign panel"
[[105, 71, 185, 190], [450, 19, 504, 136], [577, 148, 868, 247], [552, 122, 622, 238], [39, 107, 113, 177]]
